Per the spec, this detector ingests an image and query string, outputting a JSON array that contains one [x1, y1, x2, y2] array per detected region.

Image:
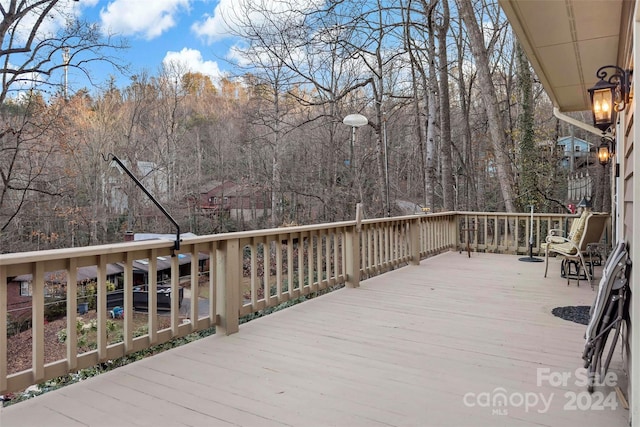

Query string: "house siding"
[[622, 105, 634, 408], [623, 125, 634, 239], [7, 281, 31, 321], [628, 15, 640, 421], [200, 181, 272, 217]]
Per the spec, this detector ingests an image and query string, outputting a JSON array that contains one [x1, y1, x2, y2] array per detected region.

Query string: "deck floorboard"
[[0, 251, 628, 426]]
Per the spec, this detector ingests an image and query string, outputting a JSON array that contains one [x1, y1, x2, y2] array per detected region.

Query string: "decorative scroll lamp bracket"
[[587, 65, 632, 133]]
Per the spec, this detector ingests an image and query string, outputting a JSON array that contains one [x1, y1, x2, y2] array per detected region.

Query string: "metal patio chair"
[[582, 241, 631, 393], [543, 213, 608, 287]]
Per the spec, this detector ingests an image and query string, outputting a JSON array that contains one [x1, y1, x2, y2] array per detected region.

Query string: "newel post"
[[452, 213, 459, 250], [216, 238, 240, 335], [345, 204, 363, 288], [409, 216, 421, 265]]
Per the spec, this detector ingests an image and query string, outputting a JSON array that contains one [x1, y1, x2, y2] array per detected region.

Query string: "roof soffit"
[[500, 0, 629, 112]]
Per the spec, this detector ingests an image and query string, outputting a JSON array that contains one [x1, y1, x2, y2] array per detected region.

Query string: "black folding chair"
[[582, 241, 631, 393]]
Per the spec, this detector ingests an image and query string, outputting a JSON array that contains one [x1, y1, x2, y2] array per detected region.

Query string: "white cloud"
[[162, 48, 222, 81], [192, 0, 324, 45], [10, 69, 45, 91], [79, 0, 100, 7], [99, 0, 190, 40], [190, 0, 231, 44], [226, 43, 252, 68], [6, 0, 84, 44]]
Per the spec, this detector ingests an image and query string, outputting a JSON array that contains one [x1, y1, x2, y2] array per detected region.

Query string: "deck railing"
[[0, 211, 586, 395], [455, 211, 594, 255]]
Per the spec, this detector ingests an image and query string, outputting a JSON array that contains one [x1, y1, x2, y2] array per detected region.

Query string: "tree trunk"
[[437, 0, 455, 210], [403, 2, 429, 209], [455, 0, 516, 212], [516, 42, 536, 211], [425, 1, 439, 210], [454, 31, 478, 210]]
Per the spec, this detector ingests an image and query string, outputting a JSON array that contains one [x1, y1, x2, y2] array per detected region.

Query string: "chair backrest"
[[567, 210, 589, 241], [577, 214, 608, 251]]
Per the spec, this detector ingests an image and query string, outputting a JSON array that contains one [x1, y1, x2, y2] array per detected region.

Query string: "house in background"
[[127, 232, 205, 285], [199, 181, 233, 214], [535, 136, 598, 208], [200, 181, 271, 222], [557, 136, 598, 206], [105, 160, 168, 214], [7, 277, 33, 322], [557, 135, 593, 169], [6, 232, 205, 319]]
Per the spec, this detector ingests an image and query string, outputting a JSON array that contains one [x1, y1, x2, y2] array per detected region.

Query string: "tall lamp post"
[[342, 114, 368, 170], [382, 111, 390, 217], [62, 47, 70, 101]]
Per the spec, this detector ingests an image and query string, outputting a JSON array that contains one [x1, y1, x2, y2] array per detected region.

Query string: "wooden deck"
[[0, 251, 628, 426]]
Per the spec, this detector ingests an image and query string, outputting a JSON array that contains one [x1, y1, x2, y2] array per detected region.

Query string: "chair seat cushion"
[[546, 241, 578, 255]]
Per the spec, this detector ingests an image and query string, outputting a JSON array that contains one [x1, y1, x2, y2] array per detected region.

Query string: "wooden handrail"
[[0, 211, 588, 395]]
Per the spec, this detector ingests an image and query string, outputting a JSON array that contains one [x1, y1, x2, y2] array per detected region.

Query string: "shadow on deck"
[[0, 251, 627, 426]]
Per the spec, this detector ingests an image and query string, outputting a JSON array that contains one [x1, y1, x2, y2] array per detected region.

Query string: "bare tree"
[[0, 0, 126, 250], [1, 0, 581, 252], [454, 0, 516, 212], [0, 1, 127, 103], [515, 41, 537, 210], [220, 2, 308, 226], [450, 9, 479, 211], [436, 0, 455, 210]]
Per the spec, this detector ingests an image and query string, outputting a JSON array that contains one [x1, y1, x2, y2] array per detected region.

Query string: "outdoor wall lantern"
[[597, 138, 611, 166], [595, 135, 616, 167], [587, 65, 631, 132]]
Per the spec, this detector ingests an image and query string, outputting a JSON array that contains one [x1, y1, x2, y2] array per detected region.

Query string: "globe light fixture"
[[342, 114, 368, 169]]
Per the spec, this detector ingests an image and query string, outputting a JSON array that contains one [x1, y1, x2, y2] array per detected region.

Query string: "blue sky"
[[34, 0, 320, 93], [61, 0, 325, 92], [69, 0, 237, 90]]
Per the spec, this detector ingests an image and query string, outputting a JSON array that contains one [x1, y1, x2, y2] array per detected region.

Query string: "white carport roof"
[[11, 251, 209, 283]]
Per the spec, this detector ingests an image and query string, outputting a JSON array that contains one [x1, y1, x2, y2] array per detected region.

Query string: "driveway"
[[179, 288, 209, 318]]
